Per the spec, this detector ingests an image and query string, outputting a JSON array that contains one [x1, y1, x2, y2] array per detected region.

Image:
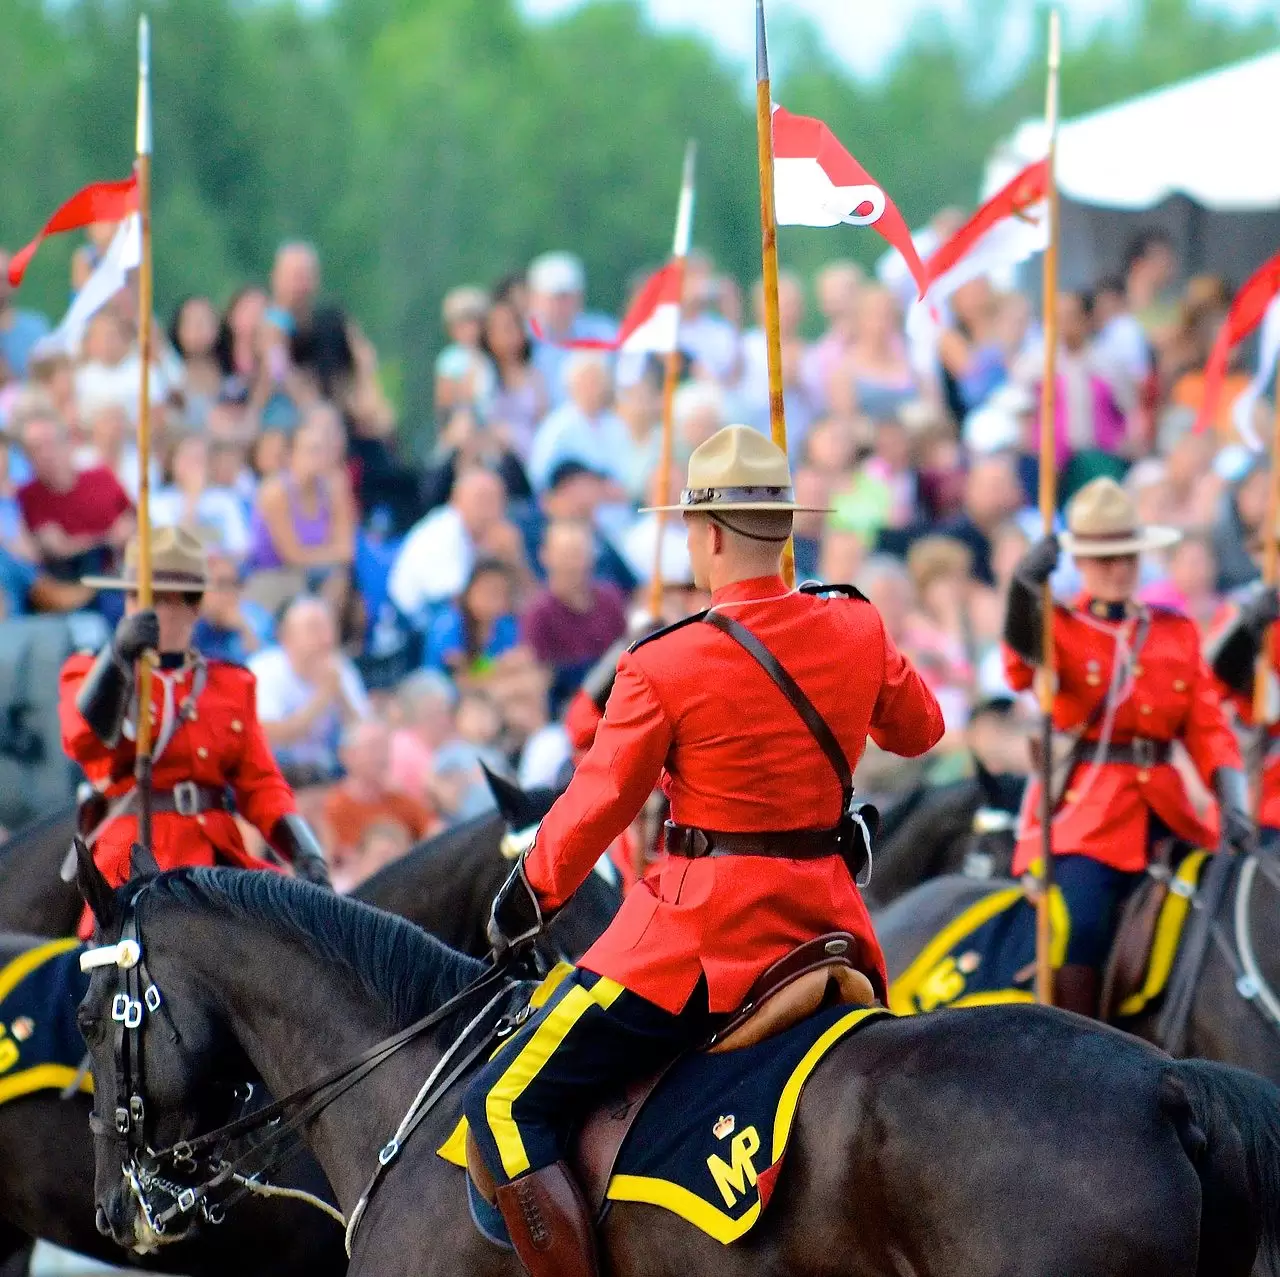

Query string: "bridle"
[[81, 883, 521, 1248]]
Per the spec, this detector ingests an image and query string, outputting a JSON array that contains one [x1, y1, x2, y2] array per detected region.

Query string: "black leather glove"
[[1016, 534, 1060, 587], [271, 813, 333, 890], [1239, 584, 1280, 637], [1213, 767, 1256, 856], [113, 609, 160, 663], [487, 856, 545, 960]]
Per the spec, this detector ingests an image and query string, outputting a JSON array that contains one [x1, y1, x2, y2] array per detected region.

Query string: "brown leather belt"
[[665, 820, 844, 861], [1071, 738, 1172, 768], [147, 782, 234, 817]]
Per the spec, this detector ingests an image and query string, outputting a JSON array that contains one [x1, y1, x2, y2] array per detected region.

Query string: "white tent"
[[986, 49, 1280, 288]]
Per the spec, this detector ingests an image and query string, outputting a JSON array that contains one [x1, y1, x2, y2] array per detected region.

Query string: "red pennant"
[[7, 176, 139, 288]]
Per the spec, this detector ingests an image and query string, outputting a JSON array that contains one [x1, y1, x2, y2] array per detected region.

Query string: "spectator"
[[672, 380, 726, 462], [390, 465, 525, 622], [0, 248, 51, 381], [481, 296, 549, 460], [530, 461, 637, 597], [152, 433, 252, 558], [332, 820, 415, 894], [74, 310, 170, 421], [434, 285, 495, 419], [427, 689, 507, 826], [830, 286, 917, 424], [801, 260, 862, 412], [321, 719, 435, 867], [736, 272, 817, 448], [420, 407, 532, 513], [937, 454, 1026, 586], [168, 295, 224, 426], [938, 277, 1008, 420], [487, 647, 570, 789], [249, 596, 370, 786], [1124, 227, 1180, 341], [244, 403, 357, 616], [214, 286, 269, 401], [620, 460, 694, 592], [678, 250, 741, 385], [905, 536, 977, 731], [424, 558, 520, 682], [1090, 275, 1152, 390], [16, 406, 134, 598], [1139, 531, 1220, 629], [520, 518, 627, 710], [527, 252, 616, 403], [527, 351, 630, 492], [73, 399, 160, 501], [614, 356, 664, 502], [388, 670, 457, 801], [192, 550, 274, 664]]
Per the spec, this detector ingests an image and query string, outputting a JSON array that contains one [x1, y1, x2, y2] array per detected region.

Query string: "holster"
[[840, 802, 878, 885]]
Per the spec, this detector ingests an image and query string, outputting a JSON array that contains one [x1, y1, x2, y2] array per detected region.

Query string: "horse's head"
[[482, 763, 561, 844], [74, 840, 250, 1253]]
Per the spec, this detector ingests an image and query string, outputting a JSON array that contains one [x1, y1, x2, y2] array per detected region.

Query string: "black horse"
[[864, 769, 1023, 909], [0, 785, 616, 1276], [0, 806, 80, 937], [877, 852, 1280, 1088], [76, 861, 1280, 1277]]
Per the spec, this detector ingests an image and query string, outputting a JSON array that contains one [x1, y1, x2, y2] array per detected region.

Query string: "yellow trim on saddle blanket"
[[439, 1004, 892, 1245], [888, 883, 1070, 1015], [0, 938, 94, 1104], [1116, 850, 1209, 1019]]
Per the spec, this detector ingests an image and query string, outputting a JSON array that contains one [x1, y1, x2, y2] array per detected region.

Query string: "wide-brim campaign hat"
[[82, 525, 210, 592], [1059, 476, 1181, 558], [641, 425, 831, 515]]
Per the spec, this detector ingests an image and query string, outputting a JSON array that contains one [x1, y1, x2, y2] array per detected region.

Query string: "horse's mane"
[[149, 868, 486, 1028]]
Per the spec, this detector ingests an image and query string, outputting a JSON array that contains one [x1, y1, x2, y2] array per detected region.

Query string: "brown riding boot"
[[494, 1161, 599, 1277], [1053, 964, 1101, 1018]]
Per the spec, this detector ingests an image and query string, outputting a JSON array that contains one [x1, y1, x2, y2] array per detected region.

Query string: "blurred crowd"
[[0, 212, 1276, 886]]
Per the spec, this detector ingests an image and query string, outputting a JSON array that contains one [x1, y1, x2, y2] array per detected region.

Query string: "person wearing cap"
[[59, 526, 331, 936], [1003, 476, 1251, 1018], [527, 251, 617, 407], [463, 426, 943, 1277]]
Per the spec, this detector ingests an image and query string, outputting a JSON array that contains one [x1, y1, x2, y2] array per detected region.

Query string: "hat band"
[[681, 485, 794, 508], [1069, 529, 1140, 547], [121, 570, 207, 588]]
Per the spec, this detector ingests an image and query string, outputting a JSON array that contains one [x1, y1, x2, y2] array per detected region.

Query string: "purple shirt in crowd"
[[520, 581, 627, 672]]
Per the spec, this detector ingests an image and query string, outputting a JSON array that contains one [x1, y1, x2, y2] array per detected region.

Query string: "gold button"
[[1140, 705, 1152, 715], [1174, 679, 1187, 692], [196, 815, 206, 826], [1086, 674, 1101, 686], [190, 711, 198, 722], [231, 720, 243, 733], [1137, 770, 1150, 783], [1133, 664, 1144, 677], [197, 746, 208, 759], [1064, 789, 1078, 803]]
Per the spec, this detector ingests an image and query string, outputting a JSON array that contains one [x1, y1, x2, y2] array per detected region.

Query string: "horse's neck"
[[167, 914, 447, 1212]]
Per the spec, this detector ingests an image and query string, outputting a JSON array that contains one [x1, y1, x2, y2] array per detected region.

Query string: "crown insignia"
[[713, 1115, 735, 1141]]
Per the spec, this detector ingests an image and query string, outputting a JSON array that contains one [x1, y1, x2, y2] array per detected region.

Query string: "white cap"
[[528, 251, 586, 296], [963, 403, 1020, 455]]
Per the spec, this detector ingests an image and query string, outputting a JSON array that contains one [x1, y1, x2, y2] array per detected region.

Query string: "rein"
[[84, 883, 519, 1238]]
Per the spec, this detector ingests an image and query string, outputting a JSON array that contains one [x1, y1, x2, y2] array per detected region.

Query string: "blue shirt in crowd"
[[191, 600, 276, 666], [424, 606, 519, 676], [0, 310, 51, 380]]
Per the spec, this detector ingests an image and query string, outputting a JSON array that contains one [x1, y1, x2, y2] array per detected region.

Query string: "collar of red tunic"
[[1073, 593, 1143, 624], [711, 575, 790, 607]]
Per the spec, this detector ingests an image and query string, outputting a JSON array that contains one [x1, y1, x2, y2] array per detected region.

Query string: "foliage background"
[[2, 0, 1276, 429]]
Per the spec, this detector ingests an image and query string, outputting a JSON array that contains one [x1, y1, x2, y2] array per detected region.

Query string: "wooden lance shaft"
[[1034, 9, 1062, 1009], [1251, 394, 1280, 813], [133, 16, 156, 853], [755, 0, 795, 587], [649, 140, 697, 621]]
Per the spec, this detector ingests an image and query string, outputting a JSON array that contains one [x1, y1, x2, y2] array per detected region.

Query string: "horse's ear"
[[481, 763, 528, 828], [129, 840, 160, 881], [75, 837, 116, 931]]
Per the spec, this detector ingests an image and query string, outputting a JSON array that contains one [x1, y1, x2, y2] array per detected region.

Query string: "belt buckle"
[[172, 781, 200, 817], [1132, 738, 1155, 770]]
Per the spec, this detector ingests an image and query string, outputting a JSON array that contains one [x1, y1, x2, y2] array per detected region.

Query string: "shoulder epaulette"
[[799, 580, 870, 603], [627, 609, 711, 654]]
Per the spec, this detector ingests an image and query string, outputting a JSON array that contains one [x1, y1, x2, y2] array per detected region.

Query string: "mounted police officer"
[[59, 526, 329, 936], [463, 426, 944, 1277], [1003, 477, 1251, 1018]]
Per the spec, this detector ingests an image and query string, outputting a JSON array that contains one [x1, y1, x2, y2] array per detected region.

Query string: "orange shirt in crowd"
[[321, 787, 435, 859]]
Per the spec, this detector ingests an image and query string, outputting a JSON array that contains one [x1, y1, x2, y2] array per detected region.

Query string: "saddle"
[[467, 934, 878, 1212]]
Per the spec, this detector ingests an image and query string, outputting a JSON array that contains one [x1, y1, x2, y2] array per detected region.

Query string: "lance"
[[133, 14, 157, 853], [1034, 9, 1062, 1007], [648, 140, 698, 621], [1252, 395, 1280, 809], [754, 0, 795, 587]]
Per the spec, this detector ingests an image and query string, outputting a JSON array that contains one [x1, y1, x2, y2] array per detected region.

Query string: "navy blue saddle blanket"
[[442, 1002, 890, 1243], [0, 939, 92, 1104]]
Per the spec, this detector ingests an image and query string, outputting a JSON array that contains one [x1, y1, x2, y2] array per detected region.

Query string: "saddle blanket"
[[0, 939, 92, 1106], [440, 1003, 890, 1244], [888, 852, 1210, 1018]]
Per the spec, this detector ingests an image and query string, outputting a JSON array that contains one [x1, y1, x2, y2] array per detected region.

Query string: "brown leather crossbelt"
[[665, 821, 845, 860]]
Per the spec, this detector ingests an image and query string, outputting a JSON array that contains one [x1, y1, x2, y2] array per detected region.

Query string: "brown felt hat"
[[641, 425, 831, 515], [82, 525, 210, 593], [1060, 477, 1181, 559]]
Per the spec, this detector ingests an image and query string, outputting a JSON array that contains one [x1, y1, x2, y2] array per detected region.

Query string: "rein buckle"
[[378, 1138, 400, 1166], [111, 994, 143, 1029]]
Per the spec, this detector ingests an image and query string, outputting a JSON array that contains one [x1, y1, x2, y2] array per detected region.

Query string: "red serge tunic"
[[60, 654, 297, 934], [525, 575, 945, 1015], [1003, 598, 1240, 876]]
